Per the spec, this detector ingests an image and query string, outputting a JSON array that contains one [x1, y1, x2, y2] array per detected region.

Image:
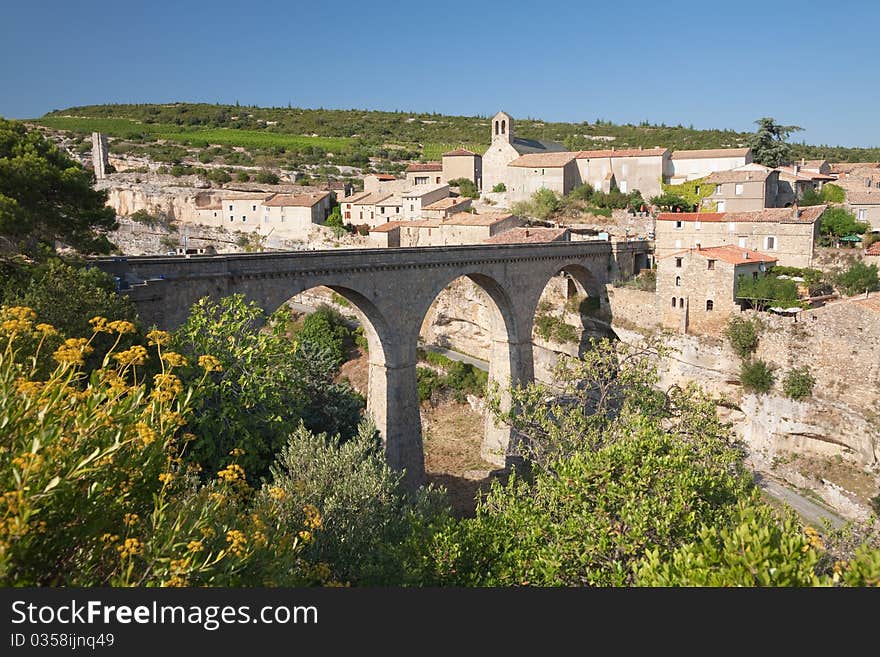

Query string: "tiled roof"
[[670, 148, 751, 160], [369, 221, 406, 233], [375, 196, 403, 206], [776, 166, 835, 182], [341, 192, 371, 205], [402, 183, 448, 198], [508, 152, 576, 168], [705, 164, 774, 183], [443, 148, 479, 157], [485, 227, 568, 244], [576, 147, 668, 158], [664, 245, 777, 266], [423, 196, 472, 210], [829, 162, 880, 175], [443, 212, 514, 226], [219, 193, 272, 201], [800, 160, 827, 171], [347, 192, 392, 205], [367, 173, 399, 181], [263, 192, 329, 207], [846, 190, 880, 205], [866, 241, 880, 256], [657, 205, 826, 224], [401, 219, 442, 228], [406, 162, 442, 172]]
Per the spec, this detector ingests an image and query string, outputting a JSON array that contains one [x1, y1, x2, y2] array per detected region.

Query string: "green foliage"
[[491, 183, 506, 192], [417, 351, 488, 403], [172, 296, 363, 482], [658, 177, 715, 210], [294, 304, 352, 368], [255, 170, 279, 185], [740, 359, 775, 394], [650, 192, 693, 212], [821, 183, 845, 203], [235, 171, 250, 182], [797, 186, 824, 207], [0, 119, 117, 255], [770, 265, 825, 285], [529, 188, 562, 220], [747, 117, 802, 168], [534, 313, 579, 343], [835, 260, 879, 296], [128, 209, 164, 227], [613, 269, 656, 292], [636, 501, 822, 586], [325, 206, 346, 237], [724, 317, 760, 359], [735, 273, 800, 311], [782, 366, 815, 400], [417, 367, 444, 403], [207, 168, 231, 184], [448, 177, 479, 198], [820, 206, 870, 239], [262, 421, 449, 585]]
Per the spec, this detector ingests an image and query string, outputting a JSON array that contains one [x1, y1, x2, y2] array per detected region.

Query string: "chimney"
[[525, 229, 530, 237], [743, 252, 750, 259], [793, 164, 799, 175]]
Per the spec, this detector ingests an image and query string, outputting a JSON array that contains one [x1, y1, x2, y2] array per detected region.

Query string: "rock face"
[[101, 182, 202, 223], [420, 278, 494, 361]]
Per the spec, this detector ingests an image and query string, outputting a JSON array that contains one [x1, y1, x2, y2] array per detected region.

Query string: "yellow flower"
[[164, 575, 187, 587], [117, 537, 142, 559], [225, 530, 247, 557], [4, 306, 37, 321], [186, 540, 204, 553], [113, 345, 148, 367], [217, 463, 245, 483], [268, 486, 287, 501], [1, 319, 31, 333], [52, 338, 94, 366], [35, 323, 57, 335], [146, 329, 171, 346], [152, 373, 183, 394], [161, 351, 188, 367], [14, 379, 44, 397], [107, 320, 136, 335], [123, 513, 139, 526], [298, 530, 312, 543], [162, 411, 186, 427], [89, 316, 110, 333], [303, 504, 323, 530], [99, 368, 129, 393], [169, 558, 189, 574], [228, 448, 245, 457], [198, 355, 223, 372], [158, 472, 173, 484], [135, 422, 158, 446], [101, 533, 119, 544]]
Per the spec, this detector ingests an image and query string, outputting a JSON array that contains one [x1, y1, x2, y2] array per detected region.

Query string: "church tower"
[[491, 111, 514, 144]]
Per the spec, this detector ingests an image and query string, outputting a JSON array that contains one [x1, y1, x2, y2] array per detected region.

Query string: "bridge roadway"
[[94, 240, 648, 488]]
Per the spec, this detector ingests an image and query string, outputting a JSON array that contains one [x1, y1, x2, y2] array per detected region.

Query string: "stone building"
[[484, 226, 569, 244], [667, 148, 752, 184], [481, 111, 566, 193], [401, 184, 450, 220], [775, 164, 836, 207], [442, 148, 482, 188], [259, 192, 331, 239], [505, 152, 579, 203], [405, 162, 443, 187], [363, 173, 407, 194], [368, 211, 522, 247], [654, 205, 825, 268], [575, 148, 668, 198], [703, 164, 780, 212], [834, 167, 880, 230], [421, 196, 473, 219], [658, 245, 777, 334], [345, 191, 395, 227]]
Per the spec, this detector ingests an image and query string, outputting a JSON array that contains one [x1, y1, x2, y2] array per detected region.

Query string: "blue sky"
[[1, 0, 878, 147]]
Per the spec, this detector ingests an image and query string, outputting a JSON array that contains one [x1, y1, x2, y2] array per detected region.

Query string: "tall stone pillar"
[[91, 132, 109, 180], [482, 332, 534, 467]]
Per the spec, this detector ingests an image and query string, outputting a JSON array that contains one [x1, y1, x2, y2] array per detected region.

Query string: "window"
[[715, 184, 722, 195], [671, 297, 677, 308], [415, 176, 428, 185], [738, 236, 747, 248], [675, 276, 681, 287], [410, 204, 414, 212], [858, 208, 867, 221], [228, 205, 233, 211], [619, 180, 628, 193], [252, 205, 257, 211], [381, 207, 385, 214], [229, 216, 234, 222], [764, 236, 776, 250], [706, 300, 714, 311], [679, 297, 684, 307], [675, 220, 683, 229], [735, 183, 744, 195], [707, 259, 715, 270], [213, 212, 217, 218], [675, 257, 682, 268], [541, 169, 545, 176], [242, 216, 246, 222], [436, 177, 441, 184]]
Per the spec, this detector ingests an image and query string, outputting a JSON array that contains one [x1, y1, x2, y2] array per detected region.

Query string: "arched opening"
[[532, 264, 608, 379], [417, 273, 519, 515], [494, 121, 499, 136], [501, 119, 506, 135]]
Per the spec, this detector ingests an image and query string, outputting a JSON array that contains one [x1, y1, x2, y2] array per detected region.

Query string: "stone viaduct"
[[94, 241, 648, 488]]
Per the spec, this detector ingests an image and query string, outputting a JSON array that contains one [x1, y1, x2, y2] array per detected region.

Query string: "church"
[[481, 111, 566, 192]]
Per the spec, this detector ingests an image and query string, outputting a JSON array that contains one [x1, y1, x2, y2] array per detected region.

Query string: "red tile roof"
[[670, 148, 751, 160], [665, 245, 777, 266], [576, 147, 668, 158], [443, 148, 479, 157], [263, 192, 329, 207], [866, 241, 880, 256], [443, 212, 515, 226], [367, 173, 398, 181], [657, 206, 826, 224], [485, 227, 568, 244], [406, 162, 442, 172], [369, 221, 406, 233], [705, 164, 774, 183], [423, 196, 472, 211]]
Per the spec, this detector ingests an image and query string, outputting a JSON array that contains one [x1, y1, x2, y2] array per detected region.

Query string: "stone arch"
[[494, 120, 499, 136], [501, 119, 506, 135]]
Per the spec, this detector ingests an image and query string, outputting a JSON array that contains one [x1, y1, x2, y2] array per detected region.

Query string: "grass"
[[421, 142, 487, 160]]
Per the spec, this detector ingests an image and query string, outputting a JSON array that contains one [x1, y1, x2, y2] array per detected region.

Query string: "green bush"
[[782, 366, 815, 400], [235, 171, 251, 182], [491, 183, 506, 193], [448, 178, 479, 198], [821, 183, 845, 203], [255, 170, 279, 184], [294, 304, 352, 368], [836, 261, 879, 296], [735, 274, 800, 311], [417, 367, 444, 402], [740, 359, 775, 394], [417, 353, 487, 403], [207, 168, 231, 184], [534, 313, 579, 343], [724, 317, 760, 359], [820, 206, 870, 238]]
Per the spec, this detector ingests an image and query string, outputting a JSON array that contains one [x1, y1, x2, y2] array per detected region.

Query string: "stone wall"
[[607, 287, 659, 331]]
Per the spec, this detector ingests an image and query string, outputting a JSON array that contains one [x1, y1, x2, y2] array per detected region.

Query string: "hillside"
[[34, 103, 880, 167]]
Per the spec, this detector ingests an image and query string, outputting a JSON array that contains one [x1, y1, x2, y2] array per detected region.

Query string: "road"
[[418, 342, 489, 372], [756, 475, 846, 529]]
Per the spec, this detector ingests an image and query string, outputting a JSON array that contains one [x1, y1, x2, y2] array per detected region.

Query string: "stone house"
[[345, 192, 395, 227], [368, 221, 404, 248], [484, 226, 569, 244], [658, 245, 777, 334], [317, 180, 353, 200], [363, 173, 407, 194], [703, 164, 780, 212], [775, 164, 836, 206], [259, 192, 331, 239], [421, 196, 473, 219], [667, 148, 752, 184], [438, 211, 522, 244], [798, 159, 832, 175], [401, 183, 450, 220], [340, 192, 369, 222], [442, 148, 482, 188], [215, 193, 271, 227], [481, 111, 566, 194], [505, 152, 579, 203], [655, 205, 825, 268], [575, 148, 668, 198], [835, 168, 880, 230], [375, 195, 404, 222], [405, 162, 443, 187]]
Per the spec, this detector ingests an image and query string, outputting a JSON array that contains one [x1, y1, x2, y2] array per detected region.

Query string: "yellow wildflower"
[[298, 530, 312, 543], [268, 486, 287, 501], [52, 338, 93, 366], [4, 306, 36, 321], [35, 323, 57, 335], [135, 422, 158, 446], [228, 447, 245, 457], [161, 351, 188, 367], [169, 558, 189, 574], [113, 345, 148, 367], [89, 316, 110, 333], [186, 540, 204, 553], [107, 320, 136, 335], [162, 411, 186, 427], [225, 530, 247, 557], [165, 575, 187, 587], [146, 329, 171, 346], [100, 533, 119, 544], [158, 472, 173, 485], [303, 504, 323, 530], [152, 373, 183, 395], [14, 379, 44, 397], [117, 538, 142, 559], [123, 513, 139, 526], [198, 354, 223, 372], [217, 463, 245, 483]]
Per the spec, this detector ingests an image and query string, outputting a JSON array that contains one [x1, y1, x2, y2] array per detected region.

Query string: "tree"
[[740, 359, 775, 394], [325, 206, 345, 237], [835, 261, 879, 296], [448, 177, 479, 199], [294, 304, 352, 368], [783, 366, 815, 400], [0, 118, 117, 255], [650, 192, 693, 212], [255, 170, 279, 185], [724, 317, 760, 359], [821, 184, 845, 203], [735, 274, 799, 311], [820, 207, 870, 239], [747, 117, 802, 168]]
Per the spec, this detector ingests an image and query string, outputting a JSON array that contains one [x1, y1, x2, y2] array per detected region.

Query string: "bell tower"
[[491, 111, 513, 144]]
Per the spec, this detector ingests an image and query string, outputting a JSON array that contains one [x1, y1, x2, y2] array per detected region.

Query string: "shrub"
[[724, 317, 760, 359], [836, 261, 879, 296], [235, 171, 251, 182], [169, 165, 186, 177], [207, 168, 231, 184], [534, 313, 579, 343], [782, 366, 815, 400], [128, 209, 164, 227], [294, 304, 352, 368], [740, 359, 775, 394], [820, 206, 870, 238], [491, 183, 506, 193], [735, 274, 800, 311], [255, 170, 279, 185], [448, 178, 478, 198], [821, 183, 845, 203]]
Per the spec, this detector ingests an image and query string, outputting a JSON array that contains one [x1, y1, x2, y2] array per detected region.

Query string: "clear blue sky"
[[2, 0, 878, 147]]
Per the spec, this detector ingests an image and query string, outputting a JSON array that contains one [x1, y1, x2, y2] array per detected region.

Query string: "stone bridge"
[[94, 241, 648, 487]]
